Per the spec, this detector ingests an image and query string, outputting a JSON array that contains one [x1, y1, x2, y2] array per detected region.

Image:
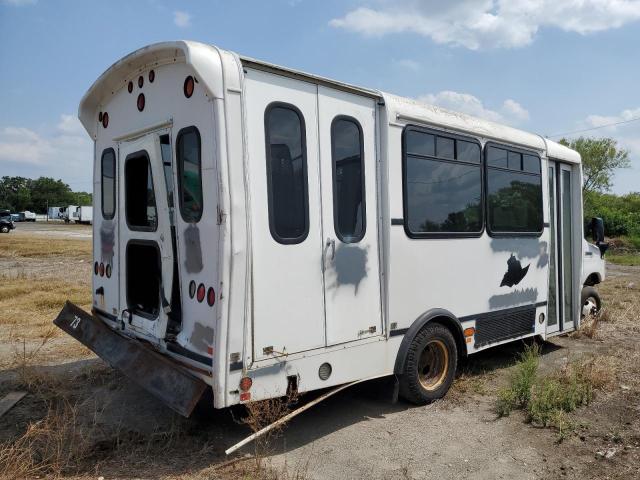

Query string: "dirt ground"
[[0, 223, 639, 479]]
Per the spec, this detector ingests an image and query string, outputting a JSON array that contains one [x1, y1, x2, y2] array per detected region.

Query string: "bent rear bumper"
[[54, 301, 207, 417]]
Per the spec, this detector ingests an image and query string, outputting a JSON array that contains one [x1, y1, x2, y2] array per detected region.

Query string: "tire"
[[581, 286, 601, 318], [399, 323, 457, 404], [0, 225, 9, 233]]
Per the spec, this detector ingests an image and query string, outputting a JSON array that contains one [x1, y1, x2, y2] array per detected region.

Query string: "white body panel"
[[78, 41, 587, 409]]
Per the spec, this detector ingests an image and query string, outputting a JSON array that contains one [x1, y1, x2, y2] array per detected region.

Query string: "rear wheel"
[[581, 286, 601, 318], [0, 225, 9, 233], [399, 323, 457, 404]]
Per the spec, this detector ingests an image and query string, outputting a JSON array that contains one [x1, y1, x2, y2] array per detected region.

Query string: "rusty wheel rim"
[[418, 339, 449, 391]]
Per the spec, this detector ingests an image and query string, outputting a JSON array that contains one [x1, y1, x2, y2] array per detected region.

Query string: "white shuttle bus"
[[55, 41, 605, 416]]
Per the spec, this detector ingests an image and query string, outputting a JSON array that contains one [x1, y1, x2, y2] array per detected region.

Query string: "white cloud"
[[0, 115, 92, 186], [330, 1, 640, 50], [173, 10, 191, 28], [2, 0, 37, 6], [417, 90, 529, 125], [585, 107, 640, 131]]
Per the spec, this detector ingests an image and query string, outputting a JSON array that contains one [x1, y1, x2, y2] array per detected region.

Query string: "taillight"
[[196, 283, 205, 302], [240, 377, 252, 391], [207, 287, 215, 306]]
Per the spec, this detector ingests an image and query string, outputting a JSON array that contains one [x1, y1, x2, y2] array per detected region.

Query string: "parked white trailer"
[[48, 206, 64, 220], [54, 41, 606, 417], [74, 206, 93, 224], [62, 205, 78, 223]]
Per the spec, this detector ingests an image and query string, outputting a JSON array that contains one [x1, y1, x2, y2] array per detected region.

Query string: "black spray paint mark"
[[489, 288, 538, 309], [183, 224, 203, 273], [189, 322, 214, 354], [328, 244, 368, 295], [500, 254, 530, 287], [100, 220, 115, 264]]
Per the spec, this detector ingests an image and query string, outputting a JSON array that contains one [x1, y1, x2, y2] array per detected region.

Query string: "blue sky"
[[1, 0, 639, 194]]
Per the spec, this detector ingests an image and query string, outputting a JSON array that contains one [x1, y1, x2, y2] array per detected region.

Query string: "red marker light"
[[127, 81, 133, 94], [105, 264, 112, 278], [137, 93, 145, 112], [99, 263, 105, 277], [196, 283, 205, 303], [240, 377, 252, 392], [94, 262, 99, 275], [138, 75, 144, 88], [102, 112, 109, 129], [188, 280, 196, 299], [207, 287, 215, 306], [149, 70, 155, 83]]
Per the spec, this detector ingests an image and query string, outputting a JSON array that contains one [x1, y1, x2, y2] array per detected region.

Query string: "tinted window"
[[101, 148, 116, 219], [125, 153, 157, 230], [457, 140, 481, 163], [332, 117, 365, 243], [403, 128, 482, 235], [265, 104, 308, 243], [436, 136, 455, 159], [487, 146, 508, 168], [487, 146, 542, 234], [406, 130, 435, 156], [176, 127, 203, 223]]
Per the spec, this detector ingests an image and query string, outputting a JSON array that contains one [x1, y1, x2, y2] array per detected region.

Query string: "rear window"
[[101, 148, 116, 219], [176, 127, 203, 223]]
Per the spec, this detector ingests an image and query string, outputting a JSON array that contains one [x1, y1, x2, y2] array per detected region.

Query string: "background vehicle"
[[581, 217, 608, 317], [18, 210, 36, 222], [61, 205, 78, 223], [48, 206, 64, 220], [0, 210, 15, 233], [74, 206, 93, 224], [56, 41, 590, 416]]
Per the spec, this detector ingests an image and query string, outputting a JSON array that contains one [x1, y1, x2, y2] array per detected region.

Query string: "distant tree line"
[[0, 176, 92, 214]]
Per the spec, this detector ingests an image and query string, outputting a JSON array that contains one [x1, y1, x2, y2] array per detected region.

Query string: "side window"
[[331, 116, 365, 243], [486, 145, 543, 235], [176, 127, 203, 223], [125, 152, 157, 231], [403, 127, 482, 236], [265, 103, 309, 244], [101, 148, 116, 219]]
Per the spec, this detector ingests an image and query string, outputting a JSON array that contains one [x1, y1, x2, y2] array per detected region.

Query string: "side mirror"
[[591, 217, 605, 244]]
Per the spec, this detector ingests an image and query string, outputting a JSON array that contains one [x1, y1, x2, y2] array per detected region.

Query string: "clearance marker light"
[[127, 81, 133, 94], [188, 280, 196, 299], [196, 283, 205, 303], [138, 75, 144, 88], [463, 327, 475, 343], [137, 93, 145, 112], [99, 263, 105, 277], [149, 70, 155, 83], [207, 287, 215, 306], [101, 112, 109, 129], [183, 75, 194, 98], [94, 262, 99, 275]]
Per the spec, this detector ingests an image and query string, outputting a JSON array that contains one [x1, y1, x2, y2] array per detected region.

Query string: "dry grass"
[[0, 401, 92, 478], [0, 233, 91, 259]]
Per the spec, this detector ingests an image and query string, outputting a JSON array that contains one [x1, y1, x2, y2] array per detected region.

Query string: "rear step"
[[54, 301, 207, 417]]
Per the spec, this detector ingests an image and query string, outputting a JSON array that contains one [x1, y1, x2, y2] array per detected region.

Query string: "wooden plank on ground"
[[0, 391, 27, 418]]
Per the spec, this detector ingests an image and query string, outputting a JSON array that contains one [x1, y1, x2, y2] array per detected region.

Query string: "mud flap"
[[54, 301, 207, 417]]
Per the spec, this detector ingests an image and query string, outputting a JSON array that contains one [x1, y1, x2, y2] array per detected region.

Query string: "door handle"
[[322, 238, 335, 271]]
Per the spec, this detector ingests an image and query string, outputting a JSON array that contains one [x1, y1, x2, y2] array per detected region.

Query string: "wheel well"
[[584, 273, 601, 286], [393, 309, 467, 374]]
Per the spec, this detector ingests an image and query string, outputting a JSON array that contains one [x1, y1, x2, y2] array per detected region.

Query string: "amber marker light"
[[184, 75, 194, 98]]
